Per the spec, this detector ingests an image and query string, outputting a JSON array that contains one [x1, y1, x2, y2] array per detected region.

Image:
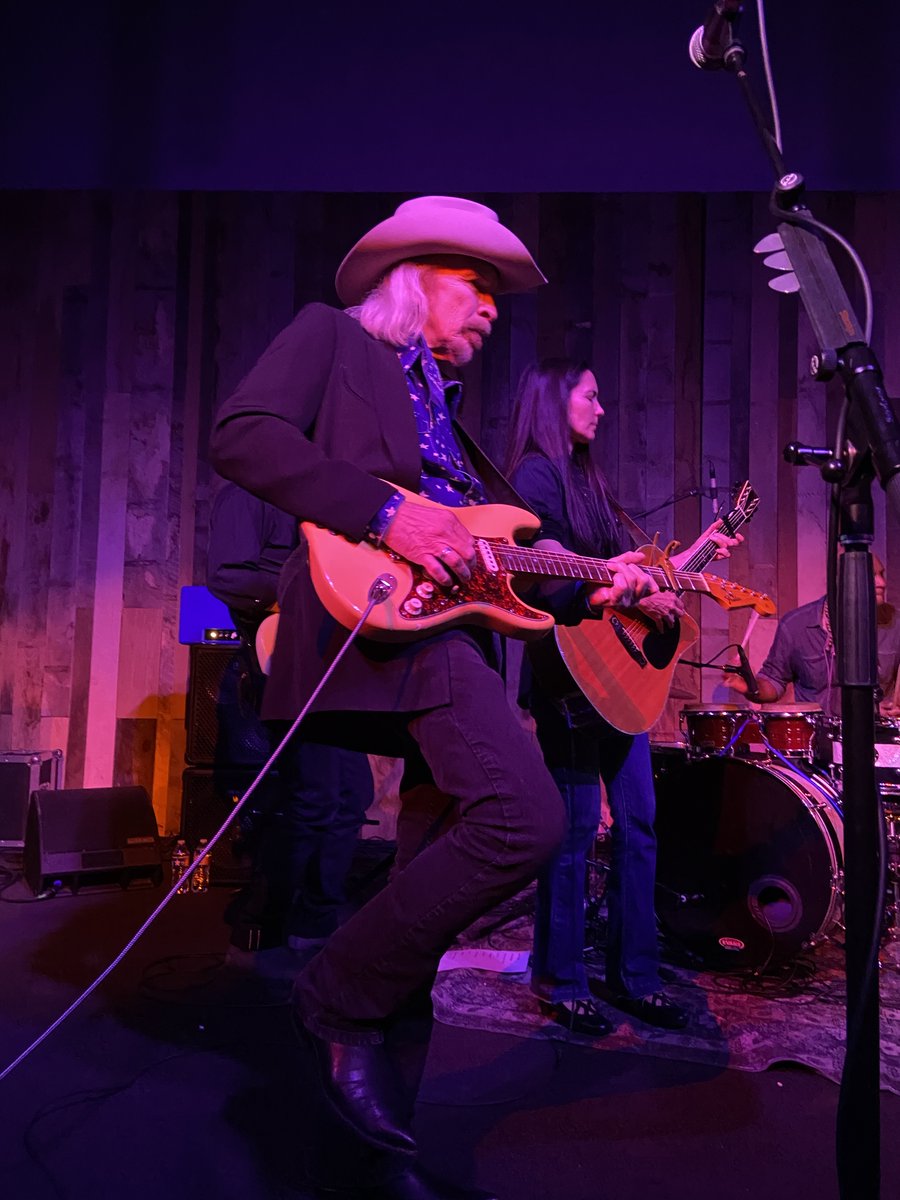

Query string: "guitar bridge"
[[609, 614, 647, 667]]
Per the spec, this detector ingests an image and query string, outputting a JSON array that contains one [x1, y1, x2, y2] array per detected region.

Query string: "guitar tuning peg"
[[754, 232, 784, 254], [768, 273, 801, 294], [763, 250, 793, 271]]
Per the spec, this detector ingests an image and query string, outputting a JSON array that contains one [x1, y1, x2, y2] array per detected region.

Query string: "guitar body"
[[255, 612, 279, 677], [302, 489, 553, 641], [552, 609, 699, 735], [532, 482, 769, 734]]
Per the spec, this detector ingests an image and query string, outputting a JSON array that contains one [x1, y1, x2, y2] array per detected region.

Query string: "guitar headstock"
[[704, 573, 776, 616], [733, 480, 759, 519], [720, 480, 759, 533]]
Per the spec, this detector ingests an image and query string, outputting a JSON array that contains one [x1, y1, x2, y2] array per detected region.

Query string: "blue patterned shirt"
[[367, 339, 486, 541]]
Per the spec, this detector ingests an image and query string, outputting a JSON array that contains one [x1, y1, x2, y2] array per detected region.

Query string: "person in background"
[[507, 358, 741, 1037], [725, 553, 900, 717], [207, 481, 374, 954], [210, 197, 655, 1200]]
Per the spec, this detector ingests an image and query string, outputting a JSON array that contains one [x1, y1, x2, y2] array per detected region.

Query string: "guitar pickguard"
[[608, 614, 648, 667], [390, 538, 547, 626]]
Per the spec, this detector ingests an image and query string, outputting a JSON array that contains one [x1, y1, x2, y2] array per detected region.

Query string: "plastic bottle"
[[191, 838, 211, 894], [172, 839, 191, 895]]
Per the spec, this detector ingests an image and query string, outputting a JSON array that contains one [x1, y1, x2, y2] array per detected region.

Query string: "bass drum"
[[652, 754, 843, 969]]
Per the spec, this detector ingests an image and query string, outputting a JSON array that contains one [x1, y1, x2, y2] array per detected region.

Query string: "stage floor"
[[0, 862, 898, 1200]]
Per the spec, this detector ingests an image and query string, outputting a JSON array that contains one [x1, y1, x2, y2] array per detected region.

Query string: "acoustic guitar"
[[535, 481, 768, 735]]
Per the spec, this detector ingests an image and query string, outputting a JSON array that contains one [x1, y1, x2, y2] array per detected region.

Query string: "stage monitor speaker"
[[24, 786, 162, 894], [185, 644, 271, 767], [181, 767, 282, 886]]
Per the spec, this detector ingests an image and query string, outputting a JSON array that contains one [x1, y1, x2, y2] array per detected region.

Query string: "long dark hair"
[[506, 358, 620, 557]]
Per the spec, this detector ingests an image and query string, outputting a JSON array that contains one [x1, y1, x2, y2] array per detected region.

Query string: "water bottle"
[[191, 838, 210, 894], [172, 839, 191, 895]]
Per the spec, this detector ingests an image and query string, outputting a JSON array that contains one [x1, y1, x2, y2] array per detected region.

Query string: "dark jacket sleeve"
[[209, 304, 396, 540], [207, 485, 298, 613], [509, 455, 591, 625]]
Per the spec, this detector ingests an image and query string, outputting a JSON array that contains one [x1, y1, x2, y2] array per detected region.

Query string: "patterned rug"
[[432, 886, 900, 1095]]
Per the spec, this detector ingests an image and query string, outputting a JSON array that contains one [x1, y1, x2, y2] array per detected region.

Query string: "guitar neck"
[[678, 506, 752, 574], [496, 545, 713, 596]]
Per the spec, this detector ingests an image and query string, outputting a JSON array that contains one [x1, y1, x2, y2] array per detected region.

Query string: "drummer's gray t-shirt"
[[759, 596, 900, 714]]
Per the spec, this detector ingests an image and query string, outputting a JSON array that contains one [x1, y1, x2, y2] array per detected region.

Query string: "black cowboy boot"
[[293, 1008, 416, 1155]]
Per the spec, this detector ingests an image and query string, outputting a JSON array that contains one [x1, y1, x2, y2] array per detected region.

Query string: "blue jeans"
[[265, 740, 374, 939], [278, 739, 374, 936], [531, 699, 661, 1002]]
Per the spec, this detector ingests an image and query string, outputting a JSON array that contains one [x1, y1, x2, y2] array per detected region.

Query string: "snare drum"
[[680, 704, 759, 757], [758, 704, 823, 759]]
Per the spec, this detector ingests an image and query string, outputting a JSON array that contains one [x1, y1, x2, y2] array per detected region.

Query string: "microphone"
[[709, 459, 719, 519], [689, 0, 743, 71], [735, 644, 761, 700]]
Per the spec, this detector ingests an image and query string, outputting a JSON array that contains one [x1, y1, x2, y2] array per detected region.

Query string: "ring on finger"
[[438, 546, 454, 560]]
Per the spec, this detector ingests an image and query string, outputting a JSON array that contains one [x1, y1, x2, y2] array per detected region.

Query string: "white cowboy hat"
[[335, 195, 547, 306]]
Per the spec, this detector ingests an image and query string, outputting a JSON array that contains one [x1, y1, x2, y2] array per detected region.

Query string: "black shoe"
[[313, 1163, 499, 1200], [608, 990, 688, 1030], [293, 1010, 417, 1155], [538, 997, 613, 1038]]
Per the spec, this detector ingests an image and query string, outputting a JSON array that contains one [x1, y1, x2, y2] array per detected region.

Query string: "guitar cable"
[[0, 573, 398, 1086]]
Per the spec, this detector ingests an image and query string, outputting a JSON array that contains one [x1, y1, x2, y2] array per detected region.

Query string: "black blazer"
[[210, 304, 516, 726]]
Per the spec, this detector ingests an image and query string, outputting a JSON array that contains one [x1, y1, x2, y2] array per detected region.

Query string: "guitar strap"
[[450, 420, 536, 692], [610, 501, 655, 550], [451, 419, 537, 516]]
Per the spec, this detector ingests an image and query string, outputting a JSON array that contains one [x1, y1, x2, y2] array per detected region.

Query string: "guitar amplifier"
[[185, 644, 271, 767]]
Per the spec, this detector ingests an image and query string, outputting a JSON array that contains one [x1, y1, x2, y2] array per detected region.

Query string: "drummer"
[[726, 554, 900, 718]]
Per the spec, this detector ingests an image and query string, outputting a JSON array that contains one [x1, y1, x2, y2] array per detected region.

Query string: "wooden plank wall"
[[1, 190, 897, 830]]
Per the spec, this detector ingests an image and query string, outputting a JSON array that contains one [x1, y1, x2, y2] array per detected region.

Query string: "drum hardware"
[[882, 805, 900, 943], [584, 828, 613, 952], [655, 882, 707, 908], [818, 716, 900, 802]]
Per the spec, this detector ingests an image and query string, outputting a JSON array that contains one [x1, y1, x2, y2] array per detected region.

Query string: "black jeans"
[[293, 640, 565, 1042]]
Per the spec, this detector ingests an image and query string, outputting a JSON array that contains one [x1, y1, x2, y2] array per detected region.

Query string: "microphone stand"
[[709, 25, 900, 1200]]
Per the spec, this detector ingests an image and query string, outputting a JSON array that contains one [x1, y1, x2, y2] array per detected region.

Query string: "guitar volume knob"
[[416, 582, 435, 599], [402, 597, 424, 615]]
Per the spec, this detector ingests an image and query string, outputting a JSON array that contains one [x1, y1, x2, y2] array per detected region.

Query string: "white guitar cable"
[[0, 573, 397, 1085]]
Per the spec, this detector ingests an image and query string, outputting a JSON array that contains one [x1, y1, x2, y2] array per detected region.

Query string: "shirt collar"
[[398, 339, 424, 372], [803, 597, 827, 627], [399, 337, 463, 416]]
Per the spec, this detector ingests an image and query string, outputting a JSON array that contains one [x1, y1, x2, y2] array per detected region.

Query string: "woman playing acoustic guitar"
[[508, 358, 741, 1035]]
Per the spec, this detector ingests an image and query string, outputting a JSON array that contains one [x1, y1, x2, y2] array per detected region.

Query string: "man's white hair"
[[355, 262, 431, 347]]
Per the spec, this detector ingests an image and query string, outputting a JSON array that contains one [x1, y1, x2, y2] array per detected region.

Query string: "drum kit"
[[650, 703, 900, 971]]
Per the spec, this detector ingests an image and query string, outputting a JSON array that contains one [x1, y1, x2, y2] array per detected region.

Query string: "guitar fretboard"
[[679, 496, 756, 575], [496, 545, 714, 595]]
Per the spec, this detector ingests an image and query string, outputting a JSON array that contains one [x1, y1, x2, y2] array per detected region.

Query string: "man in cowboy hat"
[[211, 196, 653, 1200]]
